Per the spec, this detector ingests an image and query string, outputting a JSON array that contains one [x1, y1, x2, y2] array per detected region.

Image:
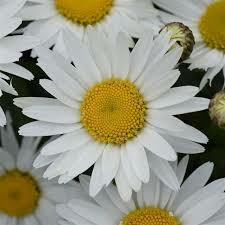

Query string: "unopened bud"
[[162, 22, 195, 62], [209, 90, 225, 128]]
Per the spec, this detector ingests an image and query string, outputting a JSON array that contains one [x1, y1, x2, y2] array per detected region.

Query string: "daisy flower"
[[153, 0, 225, 89], [14, 29, 209, 201], [17, 0, 158, 57], [57, 156, 225, 225], [0, 0, 39, 126], [0, 115, 79, 225]]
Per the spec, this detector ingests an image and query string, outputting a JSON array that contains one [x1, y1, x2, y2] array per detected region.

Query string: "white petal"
[[148, 151, 180, 191], [171, 162, 214, 211], [0, 35, 39, 52], [155, 124, 208, 144], [35, 198, 59, 225], [162, 134, 205, 154], [112, 33, 130, 79], [0, 107, 6, 126], [14, 97, 63, 109], [147, 109, 187, 132], [200, 58, 225, 89], [121, 146, 142, 192], [105, 183, 130, 214], [37, 59, 84, 101], [140, 69, 180, 101], [92, 187, 122, 220], [86, 28, 111, 79], [176, 179, 225, 217], [39, 79, 78, 108], [89, 157, 105, 197], [138, 46, 182, 90], [137, 188, 145, 208], [180, 194, 225, 225], [18, 3, 56, 20], [42, 153, 68, 179], [138, 128, 177, 161], [0, 0, 25, 19], [68, 199, 115, 225], [32, 17, 61, 45], [0, 47, 21, 64], [102, 144, 120, 186], [139, 32, 179, 87], [62, 142, 104, 180], [35, 46, 85, 88], [16, 145, 36, 171], [58, 220, 74, 225], [63, 30, 101, 85], [0, 148, 15, 170], [161, 97, 210, 115], [0, 78, 17, 95], [43, 184, 78, 203], [126, 139, 150, 183], [33, 154, 59, 168], [115, 164, 133, 202], [159, 184, 173, 209], [56, 204, 94, 225], [129, 31, 154, 82], [150, 86, 199, 109], [23, 105, 79, 124], [176, 156, 189, 184], [23, 215, 39, 225], [19, 121, 81, 136], [41, 129, 90, 156], [0, 63, 34, 80], [1, 114, 19, 156], [152, 0, 201, 20], [143, 173, 160, 206], [0, 17, 21, 38]]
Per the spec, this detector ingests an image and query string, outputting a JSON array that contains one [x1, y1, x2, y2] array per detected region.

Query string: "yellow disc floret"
[[80, 79, 147, 145], [121, 207, 181, 225], [55, 0, 113, 25], [198, 0, 225, 52], [0, 170, 40, 217]]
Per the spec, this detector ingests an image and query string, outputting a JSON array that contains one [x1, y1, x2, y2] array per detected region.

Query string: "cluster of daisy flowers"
[[0, 0, 225, 225]]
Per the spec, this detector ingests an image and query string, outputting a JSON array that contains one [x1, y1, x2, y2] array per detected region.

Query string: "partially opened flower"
[[0, 116, 79, 225], [17, 0, 158, 57], [153, 0, 225, 89], [15, 29, 209, 201], [0, 0, 39, 126], [57, 156, 225, 225]]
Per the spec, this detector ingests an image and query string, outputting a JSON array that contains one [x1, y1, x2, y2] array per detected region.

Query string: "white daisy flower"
[[17, 0, 159, 57], [0, 0, 39, 126], [153, 0, 225, 89], [57, 156, 225, 225], [14, 29, 209, 201], [0, 115, 79, 225]]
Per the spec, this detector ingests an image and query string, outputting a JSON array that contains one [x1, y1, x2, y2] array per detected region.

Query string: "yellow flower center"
[[55, 0, 113, 25], [121, 207, 181, 225], [80, 79, 147, 145], [0, 170, 40, 218], [198, 0, 225, 52]]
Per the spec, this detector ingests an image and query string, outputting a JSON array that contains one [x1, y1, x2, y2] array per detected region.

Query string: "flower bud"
[[209, 90, 225, 128], [162, 22, 195, 61]]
